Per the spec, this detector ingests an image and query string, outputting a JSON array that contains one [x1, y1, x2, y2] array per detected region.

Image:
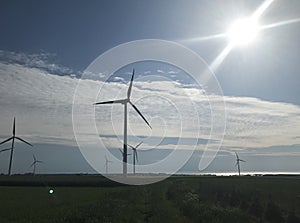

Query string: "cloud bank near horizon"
[[0, 51, 300, 158]]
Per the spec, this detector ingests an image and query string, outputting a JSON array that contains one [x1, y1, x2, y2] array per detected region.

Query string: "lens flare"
[[228, 18, 259, 46]]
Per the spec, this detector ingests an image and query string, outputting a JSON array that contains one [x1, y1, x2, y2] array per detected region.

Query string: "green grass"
[[0, 175, 299, 223]]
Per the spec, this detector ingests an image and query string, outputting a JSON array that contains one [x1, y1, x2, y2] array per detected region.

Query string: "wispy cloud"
[[0, 50, 78, 77], [81, 70, 107, 81], [168, 70, 177, 74], [113, 76, 125, 83], [0, 58, 300, 156]]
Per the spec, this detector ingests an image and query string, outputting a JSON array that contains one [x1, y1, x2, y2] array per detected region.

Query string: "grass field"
[[0, 175, 299, 223]]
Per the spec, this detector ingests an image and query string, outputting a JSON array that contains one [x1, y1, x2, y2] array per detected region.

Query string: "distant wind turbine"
[[30, 154, 43, 175], [118, 149, 132, 157], [128, 141, 143, 175], [94, 69, 151, 176], [104, 155, 113, 174], [0, 117, 33, 176], [235, 152, 246, 176]]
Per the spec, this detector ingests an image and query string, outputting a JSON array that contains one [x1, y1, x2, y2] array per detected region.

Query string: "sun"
[[227, 18, 259, 46]]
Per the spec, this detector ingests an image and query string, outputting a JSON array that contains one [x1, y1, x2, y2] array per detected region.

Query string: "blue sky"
[[1, 0, 300, 104], [0, 0, 300, 175]]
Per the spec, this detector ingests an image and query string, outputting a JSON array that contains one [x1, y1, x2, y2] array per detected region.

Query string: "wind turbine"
[[30, 154, 43, 175], [118, 148, 132, 161], [0, 117, 33, 176], [128, 141, 143, 175], [104, 155, 113, 174], [94, 69, 151, 176], [235, 152, 246, 176]]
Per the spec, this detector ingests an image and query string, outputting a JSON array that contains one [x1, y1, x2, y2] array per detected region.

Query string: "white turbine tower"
[[0, 117, 33, 175], [94, 69, 151, 176]]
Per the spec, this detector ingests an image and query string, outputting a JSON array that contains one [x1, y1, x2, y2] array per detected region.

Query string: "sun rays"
[[181, 0, 300, 72]]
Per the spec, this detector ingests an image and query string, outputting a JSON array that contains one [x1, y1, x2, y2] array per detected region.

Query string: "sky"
[[0, 0, 300, 175]]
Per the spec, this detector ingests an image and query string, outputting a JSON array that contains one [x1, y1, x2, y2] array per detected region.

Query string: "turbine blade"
[[129, 102, 152, 129], [127, 144, 135, 150], [13, 117, 16, 136], [235, 152, 239, 159], [15, 137, 33, 147], [37, 161, 43, 163], [33, 154, 36, 162], [94, 99, 126, 105], [235, 161, 238, 166], [30, 162, 35, 167], [127, 69, 135, 99], [0, 148, 12, 153], [135, 141, 143, 149], [0, 137, 13, 145], [135, 150, 139, 162], [240, 159, 246, 162], [119, 148, 123, 155]]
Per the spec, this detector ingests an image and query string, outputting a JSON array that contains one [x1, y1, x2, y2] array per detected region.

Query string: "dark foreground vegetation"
[[0, 175, 299, 223]]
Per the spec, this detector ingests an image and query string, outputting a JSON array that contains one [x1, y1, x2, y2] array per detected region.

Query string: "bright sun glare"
[[228, 18, 259, 46]]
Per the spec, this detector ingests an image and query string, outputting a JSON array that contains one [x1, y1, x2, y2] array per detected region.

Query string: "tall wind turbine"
[[94, 69, 151, 176], [128, 141, 143, 175], [30, 154, 43, 175], [104, 155, 113, 174], [0, 117, 33, 175], [235, 152, 246, 176]]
